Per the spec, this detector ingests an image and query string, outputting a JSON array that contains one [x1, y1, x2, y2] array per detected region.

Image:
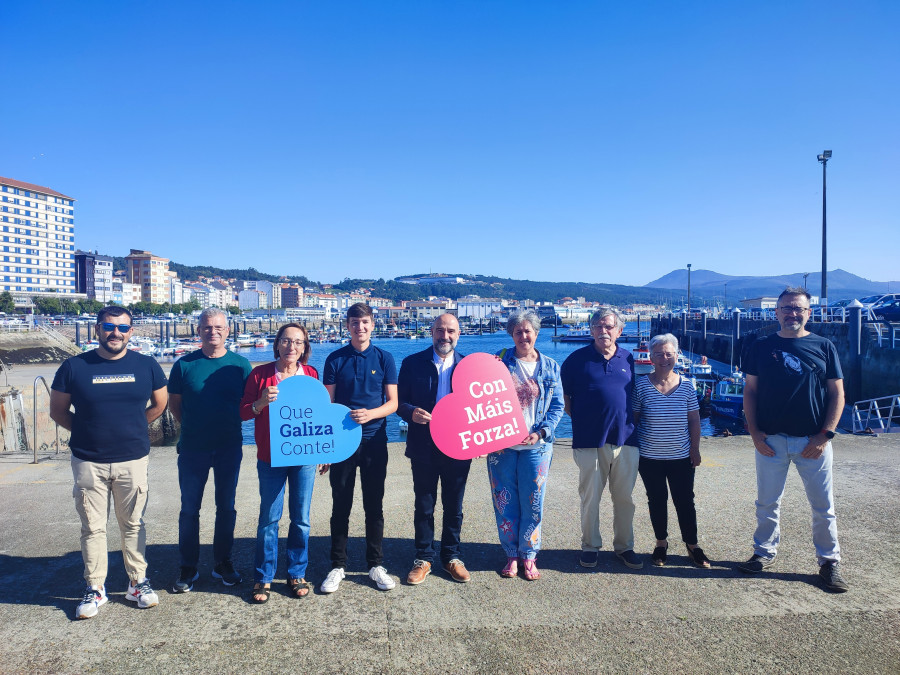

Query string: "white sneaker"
[[320, 567, 345, 594], [75, 585, 107, 619], [368, 566, 396, 591], [125, 578, 159, 608]]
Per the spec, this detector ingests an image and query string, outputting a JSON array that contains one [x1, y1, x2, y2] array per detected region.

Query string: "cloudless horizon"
[[3, 1, 898, 287]]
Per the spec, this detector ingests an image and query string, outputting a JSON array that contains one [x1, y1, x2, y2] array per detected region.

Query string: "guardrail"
[[851, 395, 900, 434], [32, 376, 62, 463]]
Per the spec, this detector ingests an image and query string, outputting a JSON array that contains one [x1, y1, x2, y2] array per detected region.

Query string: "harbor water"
[[220, 323, 746, 445]]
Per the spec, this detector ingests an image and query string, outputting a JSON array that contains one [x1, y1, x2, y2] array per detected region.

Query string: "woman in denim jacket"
[[488, 309, 565, 580]]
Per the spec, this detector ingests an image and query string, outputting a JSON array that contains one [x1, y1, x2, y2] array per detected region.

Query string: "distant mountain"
[[645, 269, 899, 302]]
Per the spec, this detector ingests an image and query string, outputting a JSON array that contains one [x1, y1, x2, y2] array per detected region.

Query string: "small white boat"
[[633, 342, 654, 375]]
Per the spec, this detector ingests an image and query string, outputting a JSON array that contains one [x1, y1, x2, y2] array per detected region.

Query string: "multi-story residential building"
[[125, 249, 170, 304], [244, 280, 281, 308], [209, 280, 236, 308], [74, 250, 113, 302], [238, 289, 267, 310], [281, 284, 304, 308], [185, 283, 211, 308], [0, 176, 77, 294], [111, 274, 142, 306], [456, 297, 503, 320]]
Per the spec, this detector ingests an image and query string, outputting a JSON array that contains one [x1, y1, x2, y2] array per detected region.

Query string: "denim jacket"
[[497, 347, 566, 445]]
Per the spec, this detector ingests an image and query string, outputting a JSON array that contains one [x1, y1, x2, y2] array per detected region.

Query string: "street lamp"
[[803, 272, 809, 289], [687, 263, 692, 315], [817, 150, 832, 310]]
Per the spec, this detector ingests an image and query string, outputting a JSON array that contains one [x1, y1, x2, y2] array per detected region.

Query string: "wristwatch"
[[821, 429, 836, 440]]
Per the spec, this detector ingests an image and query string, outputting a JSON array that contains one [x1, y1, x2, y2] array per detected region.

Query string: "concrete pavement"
[[0, 433, 899, 674]]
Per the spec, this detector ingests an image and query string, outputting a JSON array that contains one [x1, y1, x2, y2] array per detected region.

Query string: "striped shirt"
[[632, 374, 699, 459]]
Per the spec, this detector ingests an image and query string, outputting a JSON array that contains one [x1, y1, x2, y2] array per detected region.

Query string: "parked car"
[[859, 293, 900, 309], [872, 299, 900, 322]]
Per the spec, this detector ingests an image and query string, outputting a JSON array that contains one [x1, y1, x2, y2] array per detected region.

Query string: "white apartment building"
[[0, 176, 76, 294], [244, 280, 281, 308], [239, 289, 267, 310], [112, 276, 142, 306]]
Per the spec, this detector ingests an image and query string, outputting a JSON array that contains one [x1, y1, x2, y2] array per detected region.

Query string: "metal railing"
[[33, 376, 62, 463], [851, 395, 900, 434]]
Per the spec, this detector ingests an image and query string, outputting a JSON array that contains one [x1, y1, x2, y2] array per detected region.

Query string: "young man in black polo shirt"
[[320, 303, 398, 593]]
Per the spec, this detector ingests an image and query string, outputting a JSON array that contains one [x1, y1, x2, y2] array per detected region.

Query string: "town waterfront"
[[227, 324, 746, 444]]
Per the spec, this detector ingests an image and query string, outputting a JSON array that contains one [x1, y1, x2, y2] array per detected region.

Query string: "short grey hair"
[[590, 307, 624, 330], [506, 309, 541, 336], [198, 307, 228, 326], [649, 333, 679, 353]]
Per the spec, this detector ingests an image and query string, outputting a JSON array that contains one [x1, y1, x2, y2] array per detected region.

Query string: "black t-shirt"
[[743, 332, 842, 437], [52, 349, 168, 463]]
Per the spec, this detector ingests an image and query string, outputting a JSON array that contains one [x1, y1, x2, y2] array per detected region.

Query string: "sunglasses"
[[100, 322, 132, 333]]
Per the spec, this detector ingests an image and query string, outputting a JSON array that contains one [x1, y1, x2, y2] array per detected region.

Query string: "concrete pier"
[[0, 433, 898, 673]]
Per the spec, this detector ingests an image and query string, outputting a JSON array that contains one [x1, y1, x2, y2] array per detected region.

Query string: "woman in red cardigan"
[[240, 323, 320, 604]]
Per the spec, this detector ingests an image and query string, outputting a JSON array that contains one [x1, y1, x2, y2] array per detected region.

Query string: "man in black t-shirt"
[[739, 288, 848, 592], [50, 307, 168, 619]]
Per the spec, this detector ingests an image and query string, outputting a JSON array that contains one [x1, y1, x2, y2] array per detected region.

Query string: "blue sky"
[[3, 1, 898, 287]]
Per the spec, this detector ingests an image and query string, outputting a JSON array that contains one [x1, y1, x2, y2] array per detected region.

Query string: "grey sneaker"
[[617, 550, 643, 569], [819, 561, 849, 592], [739, 554, 777, 574], [125, 578, 159, 608], [75, 585, 107, 619], [173, 567, 200, 593], [579, 550, 599, 568], [212, 560, 242, 586]]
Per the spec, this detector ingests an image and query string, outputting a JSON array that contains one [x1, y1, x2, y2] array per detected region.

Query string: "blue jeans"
[[753, 433, 840, 565], [486, 444, 553, 560], [177, 448, 241, 568], [256, 460, 316, 583]]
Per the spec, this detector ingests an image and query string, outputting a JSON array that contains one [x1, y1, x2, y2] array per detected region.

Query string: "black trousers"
[[410, 445, 471, 564], [638, 456, 698, 545], [328, 437, 388, 569]]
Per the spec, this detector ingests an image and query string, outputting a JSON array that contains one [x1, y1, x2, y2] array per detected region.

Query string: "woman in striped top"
[[632, 333, 709, 568]]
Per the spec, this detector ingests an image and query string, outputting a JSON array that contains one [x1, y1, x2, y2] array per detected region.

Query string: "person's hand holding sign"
[[256, 385, 279, 411], [412, 408, 432, 425]]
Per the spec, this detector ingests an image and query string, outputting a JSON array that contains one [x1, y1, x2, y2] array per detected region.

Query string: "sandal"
[[687, 546, 712, 569], [288, 578, 311, 599], [500, 558, 518, 578], [651, 544, 668, 567], [252, 584, 271, 604], [522, 559, 540, 581]]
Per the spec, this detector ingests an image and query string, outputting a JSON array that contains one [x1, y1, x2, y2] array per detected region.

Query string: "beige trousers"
[[71, 455, 150, 586], [573, 444, 639, 554]]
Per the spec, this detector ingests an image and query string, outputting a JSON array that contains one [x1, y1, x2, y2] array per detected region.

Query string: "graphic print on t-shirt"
[[92, 374, 136, 384]]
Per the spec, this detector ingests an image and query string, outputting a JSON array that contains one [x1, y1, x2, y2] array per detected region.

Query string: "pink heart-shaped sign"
[[430, 352, 529, 460]]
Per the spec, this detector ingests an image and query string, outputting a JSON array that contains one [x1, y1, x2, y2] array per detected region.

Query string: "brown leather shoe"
[[406, 560, 431, 585], [443, 559, 471, 583]]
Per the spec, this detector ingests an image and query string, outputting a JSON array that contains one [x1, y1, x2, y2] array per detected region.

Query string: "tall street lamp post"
[[687, 263, 692, 316], [818, 150, 832, 311]]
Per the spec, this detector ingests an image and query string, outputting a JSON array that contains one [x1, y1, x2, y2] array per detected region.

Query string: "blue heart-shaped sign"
[[268, 375, 362, 467]]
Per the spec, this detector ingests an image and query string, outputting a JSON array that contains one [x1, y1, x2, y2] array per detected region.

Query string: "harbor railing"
[[851, 395, 900, 434]]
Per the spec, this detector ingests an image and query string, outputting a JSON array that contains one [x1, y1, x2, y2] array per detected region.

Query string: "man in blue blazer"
[[397, 313, 472, 584]]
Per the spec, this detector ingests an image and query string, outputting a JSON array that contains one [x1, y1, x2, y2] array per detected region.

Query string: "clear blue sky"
[[3, 1, 898, 287]]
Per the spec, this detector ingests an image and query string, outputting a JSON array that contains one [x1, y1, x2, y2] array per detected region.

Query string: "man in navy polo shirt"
[[320, 302, 399, 594], [561, 308, 642, 570]]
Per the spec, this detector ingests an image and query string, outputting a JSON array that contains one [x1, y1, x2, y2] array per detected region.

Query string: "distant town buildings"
[[125, 249, 170, 304], [74, 250, 113, 302], [0, 176, 77, 296]]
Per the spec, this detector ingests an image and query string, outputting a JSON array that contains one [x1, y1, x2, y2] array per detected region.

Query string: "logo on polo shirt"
[[371, 370, 376, 374]]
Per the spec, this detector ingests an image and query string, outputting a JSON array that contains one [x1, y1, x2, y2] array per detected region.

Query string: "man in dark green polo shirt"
[[168, 307, 252, 593]]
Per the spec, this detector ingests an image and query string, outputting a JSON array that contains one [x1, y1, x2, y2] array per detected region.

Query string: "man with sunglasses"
[[50, 306, 168, 619], [167, 307, 252, 593], [740, 287, 848, 592]]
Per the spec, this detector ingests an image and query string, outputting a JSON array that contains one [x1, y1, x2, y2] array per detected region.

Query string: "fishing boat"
[[688, 356, 718, 407], [633, 341, 654, 375], [553, 324, 593, 343], [234, 334, 254, 348], [709, 370, 745, 420]]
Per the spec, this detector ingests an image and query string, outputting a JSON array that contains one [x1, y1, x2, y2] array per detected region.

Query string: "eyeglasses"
[[778, 306, 809, 315], [100, 322, 132, 333], [200, 325, 227, 332], [278, 338, 307, 347], [591, 323, 618, 332]]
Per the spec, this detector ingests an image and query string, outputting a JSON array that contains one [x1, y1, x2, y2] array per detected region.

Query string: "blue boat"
[[710, 371, 745, 420]]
